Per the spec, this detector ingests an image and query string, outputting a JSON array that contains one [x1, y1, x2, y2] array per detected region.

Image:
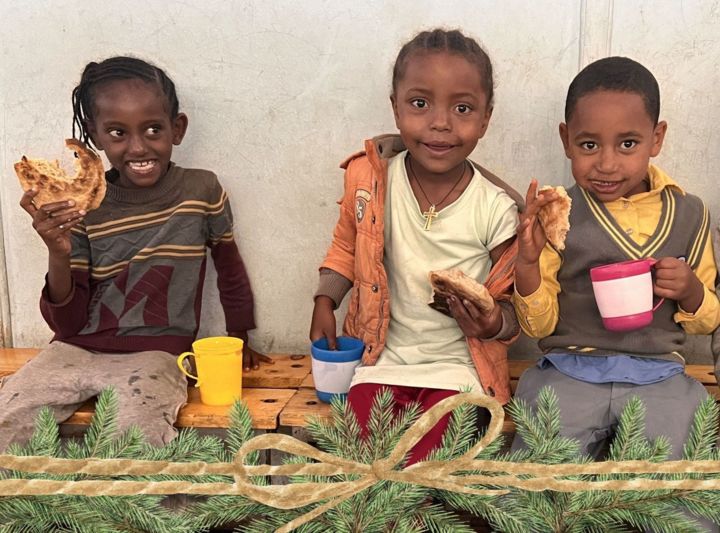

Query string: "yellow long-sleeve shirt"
[[513, 166, 720, 338]]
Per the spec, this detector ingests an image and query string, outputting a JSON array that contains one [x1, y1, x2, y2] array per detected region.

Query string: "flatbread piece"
[[14, 139, 106, 211], [428, 268, 495, 316], [537, 185, 571, 251]]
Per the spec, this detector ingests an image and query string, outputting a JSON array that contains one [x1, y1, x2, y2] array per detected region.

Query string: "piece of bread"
[[428, 268, 495, 316], [537, 185, 571, 251], [14, 139, 106, 211]]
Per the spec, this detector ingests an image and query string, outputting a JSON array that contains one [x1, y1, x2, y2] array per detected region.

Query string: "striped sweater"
[[40, 163, 255, 354]]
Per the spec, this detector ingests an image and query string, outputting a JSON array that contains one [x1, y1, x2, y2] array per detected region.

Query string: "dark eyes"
[[579, 140, 638, 151], [409, 100, 472, 114], [105, 126, 161, 138]]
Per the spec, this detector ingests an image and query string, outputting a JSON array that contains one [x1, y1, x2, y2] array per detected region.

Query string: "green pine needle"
[[683, 396, 720, 461], [82, 388, 121, 459]]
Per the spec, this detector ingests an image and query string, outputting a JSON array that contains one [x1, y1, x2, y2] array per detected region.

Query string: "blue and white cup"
[[310, 336, 364, 403]]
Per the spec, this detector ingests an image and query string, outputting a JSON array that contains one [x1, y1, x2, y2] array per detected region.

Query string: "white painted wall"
[[0, 0, 718, 362]]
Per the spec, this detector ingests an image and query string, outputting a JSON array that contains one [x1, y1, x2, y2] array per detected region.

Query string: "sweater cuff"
[[315, 268, 353, 309], [41, 276, 76, 308]]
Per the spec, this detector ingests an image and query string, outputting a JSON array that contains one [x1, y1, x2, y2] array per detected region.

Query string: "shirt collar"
[[640, 164, 685, 197], [612, 164, 685, 205]]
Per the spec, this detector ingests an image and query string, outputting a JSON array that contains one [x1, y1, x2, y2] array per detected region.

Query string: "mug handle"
[[646, 258, 665, 311], [177, 352, 201, 387]]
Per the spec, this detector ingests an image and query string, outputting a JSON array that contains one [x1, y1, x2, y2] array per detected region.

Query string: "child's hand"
[[227, 330, 274, 371], [242, 343, 274, 371], [653, 257, 705, 313], [19, 189, 85, 257], [310, 296, 337, 349], [517, 179, 558, 266], [448, 295, 502, 339]]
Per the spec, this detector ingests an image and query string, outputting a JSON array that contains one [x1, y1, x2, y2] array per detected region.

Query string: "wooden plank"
[[686, 365, 717, 385], [178, 388, 294, 430], [705, 386, 720, 401], [244, 353, 310, 388], [509, 359, 533, 379], [65, 387, 295, 430], [4, 350, 714, 387], [300, 373, 314, 389], [279, 388, 332, 427], [0, 349, 312, 389], [0, 348, 40, 375]]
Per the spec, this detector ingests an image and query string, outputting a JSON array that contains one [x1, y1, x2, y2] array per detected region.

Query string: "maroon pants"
[[347, 383, 458, 465]]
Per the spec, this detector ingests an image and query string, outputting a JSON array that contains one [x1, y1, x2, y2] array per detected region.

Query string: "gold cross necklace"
[[407, 156, 469, 230]]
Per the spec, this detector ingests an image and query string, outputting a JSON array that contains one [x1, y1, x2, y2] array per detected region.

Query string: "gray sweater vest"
[[538, 184, 710, 361]]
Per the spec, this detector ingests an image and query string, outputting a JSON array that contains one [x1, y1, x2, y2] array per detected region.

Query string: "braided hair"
[[71, 56, 179, 148], [392, 29, 494, 106]]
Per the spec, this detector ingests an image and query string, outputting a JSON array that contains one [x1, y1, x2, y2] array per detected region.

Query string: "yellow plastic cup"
[[177, 336, 244, 406]]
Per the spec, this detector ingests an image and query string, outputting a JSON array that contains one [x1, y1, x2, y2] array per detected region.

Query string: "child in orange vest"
[[310, 29, 522, 464]]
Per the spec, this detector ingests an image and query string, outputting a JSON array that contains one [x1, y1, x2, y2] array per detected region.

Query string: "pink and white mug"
[[590, 258, 664, 332]]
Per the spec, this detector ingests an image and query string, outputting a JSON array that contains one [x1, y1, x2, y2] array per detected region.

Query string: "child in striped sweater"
[[6, 56, 267, 450]]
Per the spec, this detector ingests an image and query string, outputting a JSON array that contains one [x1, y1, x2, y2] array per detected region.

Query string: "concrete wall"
[[1, 0, 718, 361]]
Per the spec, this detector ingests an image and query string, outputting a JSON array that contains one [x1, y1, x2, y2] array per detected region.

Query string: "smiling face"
[[87, 79, 187, 188], [559, 89, 667, 202], [391, 51, 492, 181]]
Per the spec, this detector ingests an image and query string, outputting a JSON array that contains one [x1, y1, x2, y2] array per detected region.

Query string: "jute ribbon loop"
[[228, 392, 509, 532], [4, 392, 720, 533]]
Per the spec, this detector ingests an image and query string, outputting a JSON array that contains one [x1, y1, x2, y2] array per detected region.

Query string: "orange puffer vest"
[[320, 135, 523, 404]]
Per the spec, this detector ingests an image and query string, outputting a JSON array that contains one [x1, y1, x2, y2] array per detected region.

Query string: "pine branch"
[[683, 396, 719, 461], [306, 396, 364, 463], [366, 388, 409, 461], [225, 399, 256, 462], [107, 426, 146, 459], [439, 491, 526, 533], [185, 495, 271, 531], [506, 389, 582, 465], [411, 502, 475, 532], [679, 491, 720, 524], [433, 402, 478, 460], [0, 496, 83, 532], [20, 408, 60, 458], [607, 396, 650, 461], [82, 388, 122, 459], [72, 495, 183, 533]]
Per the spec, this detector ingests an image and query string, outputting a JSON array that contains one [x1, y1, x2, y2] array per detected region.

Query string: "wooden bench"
[[2, 348, 717, 436], [0, 348, 312, 431], [279, 359, 720, 435]]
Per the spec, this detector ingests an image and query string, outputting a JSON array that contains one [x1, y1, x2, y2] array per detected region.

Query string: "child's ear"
[[390, 94, 400, 128], [650, 120, 667, 157], [172, 113, 189, 145], [558, 122, 572, 158]]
